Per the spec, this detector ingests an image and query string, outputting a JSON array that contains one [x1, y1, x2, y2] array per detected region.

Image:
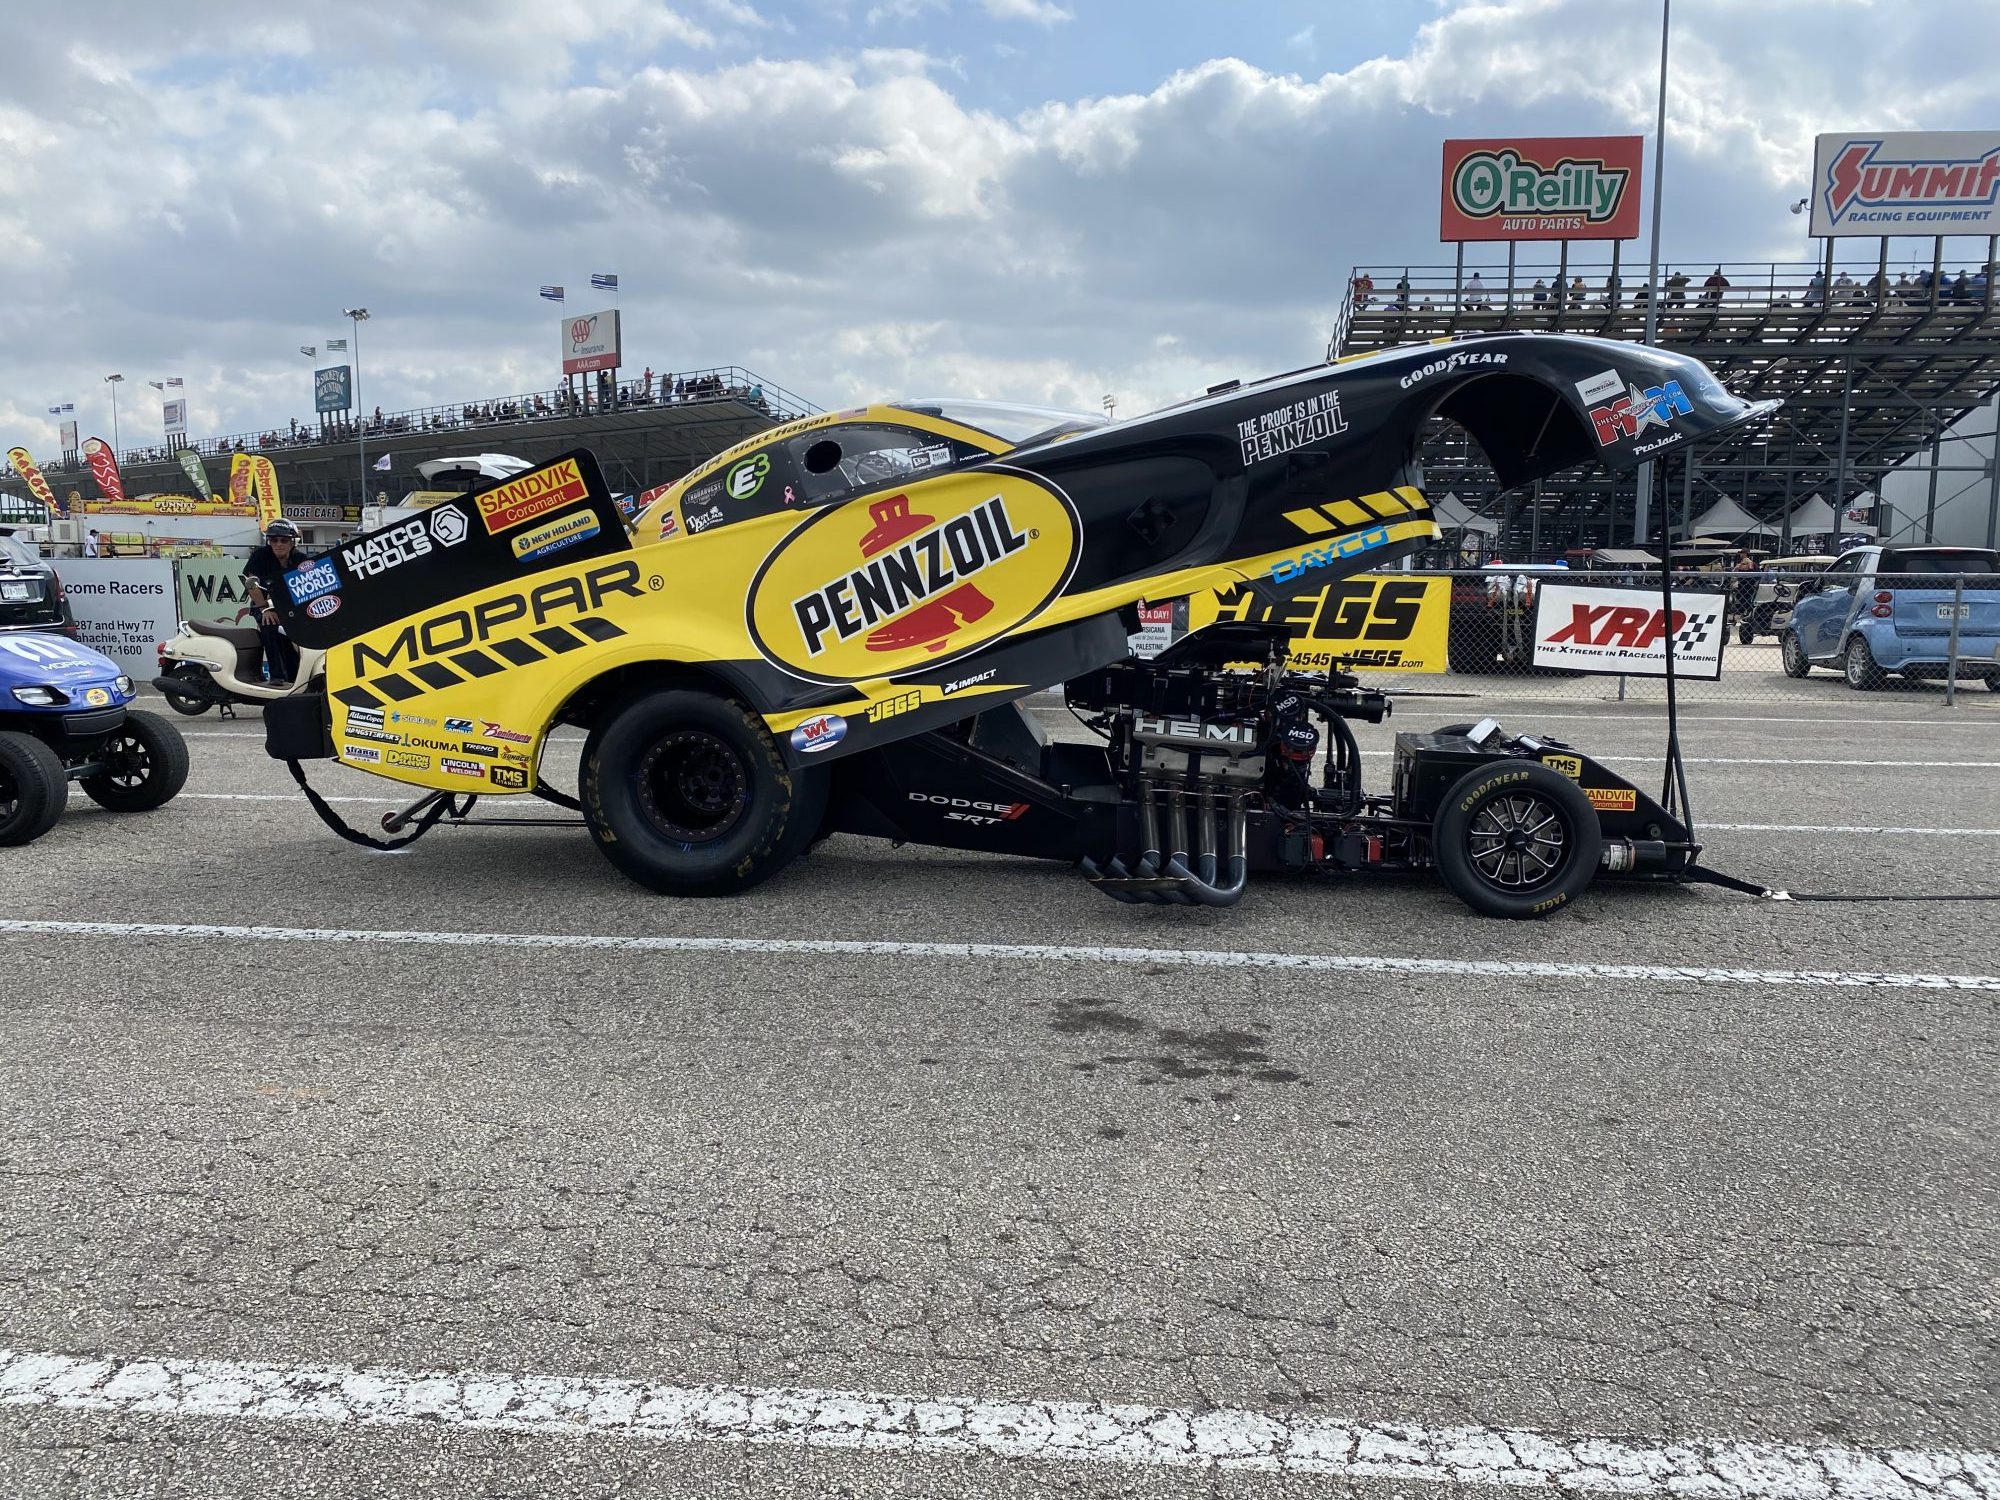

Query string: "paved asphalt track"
[[1, 688, 1996, 1499]]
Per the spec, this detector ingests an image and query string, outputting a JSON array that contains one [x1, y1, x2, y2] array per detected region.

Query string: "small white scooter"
[[154, 617, 324, 718]]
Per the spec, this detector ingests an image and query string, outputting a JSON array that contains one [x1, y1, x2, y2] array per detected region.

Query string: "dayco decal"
[[1398, 350, 1508, 389], [348, 559, 643, 677], [747, 474, 1080, 685], [1268, 524, 1394, 584], [511, 508, 600, 563], [474, 457, 590, 535]]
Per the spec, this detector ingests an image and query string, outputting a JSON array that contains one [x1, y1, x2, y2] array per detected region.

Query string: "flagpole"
[[342, 306, 370, 511]]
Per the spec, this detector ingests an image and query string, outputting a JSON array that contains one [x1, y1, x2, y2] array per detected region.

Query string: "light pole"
[[104, 374, 125, 459], [1632, 0, 1671, 546], [342, 307, 370, 504]]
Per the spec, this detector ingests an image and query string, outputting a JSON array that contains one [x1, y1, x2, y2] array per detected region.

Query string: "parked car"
[[0, 530, 77, 638], [1742, 552, 1836, 643], [1781, 545, 2000, 690]]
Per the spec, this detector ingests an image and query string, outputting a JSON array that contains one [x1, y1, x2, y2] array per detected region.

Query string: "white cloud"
[[4, 0, 1999, 464], [980, 0, 1073, 23]]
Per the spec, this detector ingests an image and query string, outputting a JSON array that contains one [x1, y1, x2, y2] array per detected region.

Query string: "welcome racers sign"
[[1530, 583, 1727, 680]]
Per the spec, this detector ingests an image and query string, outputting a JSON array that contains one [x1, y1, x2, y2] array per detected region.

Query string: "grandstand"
[[1, 365, 814, 522], [1335, 255, 2000, 558]]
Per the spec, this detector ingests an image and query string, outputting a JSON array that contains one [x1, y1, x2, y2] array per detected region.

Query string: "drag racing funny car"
[[263, 333, 1776, 917]]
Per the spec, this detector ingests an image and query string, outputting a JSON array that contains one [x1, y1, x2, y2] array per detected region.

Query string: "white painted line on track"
[[1706, 823, 2000, 837], [1342, 752, 2000, 767], [2, 919, 1995, 992], [3, 1346, 1993, 1498]]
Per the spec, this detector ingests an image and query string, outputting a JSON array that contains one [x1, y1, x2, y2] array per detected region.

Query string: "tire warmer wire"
[[1653, 464, 2000, 905]]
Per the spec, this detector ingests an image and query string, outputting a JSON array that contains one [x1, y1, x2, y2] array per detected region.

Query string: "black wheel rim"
[[1465, 791, 1571, 894], [635, 730, 751, 845], [99, 733, 154, 792]]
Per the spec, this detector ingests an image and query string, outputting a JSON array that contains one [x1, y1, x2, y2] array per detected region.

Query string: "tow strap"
[[1684, 864, 2000, 903], [286, 760, 470, 852]]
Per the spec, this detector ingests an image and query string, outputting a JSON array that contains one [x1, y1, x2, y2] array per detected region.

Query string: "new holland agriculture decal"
[[746, 470, 1081, 685]]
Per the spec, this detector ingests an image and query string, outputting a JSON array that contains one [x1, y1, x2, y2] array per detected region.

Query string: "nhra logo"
[[1589, 380, 1691, 447], [748, 472, 1080, 686], [1822, 138, 2000, 226]]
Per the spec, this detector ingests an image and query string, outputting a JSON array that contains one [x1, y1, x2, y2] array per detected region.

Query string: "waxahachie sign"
[[1441, 136, 1645, 242]]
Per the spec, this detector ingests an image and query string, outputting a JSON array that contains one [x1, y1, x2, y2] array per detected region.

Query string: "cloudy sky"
[[5, 0, 1998, 459]]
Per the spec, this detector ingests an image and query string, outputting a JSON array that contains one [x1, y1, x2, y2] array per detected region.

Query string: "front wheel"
[[80, 710, 191, 811], [1433, 761, 1603, 919], [578, 688, 828, 896], [1780, 630, 1811, 678], [0, 730, 69, 845], [160, 664, 213, 716], [1737, 620, 1756, 645], [1842, 634, 1884, 691]]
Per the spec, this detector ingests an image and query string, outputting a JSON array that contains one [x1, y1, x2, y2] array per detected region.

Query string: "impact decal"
[[474, 457, 590, 535], [789, 713, 847, 754], [1238, 392, 1346, 465], [747, 472, 1080, 686]]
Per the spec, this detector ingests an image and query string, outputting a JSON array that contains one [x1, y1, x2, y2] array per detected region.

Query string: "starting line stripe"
[[0, 920, 1994, 993], [1704, 823, 2000, 837], [1, 1347, 1993, 1498]]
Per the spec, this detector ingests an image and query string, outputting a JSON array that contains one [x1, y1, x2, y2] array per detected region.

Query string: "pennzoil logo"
[[475, 457, 590, 535], [746, 471, 1079, 685]]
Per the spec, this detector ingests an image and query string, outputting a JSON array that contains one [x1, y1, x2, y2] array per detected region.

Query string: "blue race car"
[[0, 632, 189, 845], [1782, 544, 2000, 691]]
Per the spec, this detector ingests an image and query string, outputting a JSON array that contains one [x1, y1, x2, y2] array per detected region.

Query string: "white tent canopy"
[[1684, 493, 1770, 536], [1433, 492, 1501, 535], [1784, 494, 1838, 533]]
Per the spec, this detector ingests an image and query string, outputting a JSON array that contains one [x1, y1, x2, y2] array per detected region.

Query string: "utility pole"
[[343, 307, 371, 505], [1632, 0, 1670, 546]]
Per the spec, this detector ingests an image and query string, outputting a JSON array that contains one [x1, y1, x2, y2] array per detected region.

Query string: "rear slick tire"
[[0, 730, 69, 846], [1433, 761, 1602, 920], [578, 688, 828, 897]]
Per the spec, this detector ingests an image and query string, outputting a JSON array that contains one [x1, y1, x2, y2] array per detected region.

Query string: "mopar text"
[[350, 560, 642, 676]]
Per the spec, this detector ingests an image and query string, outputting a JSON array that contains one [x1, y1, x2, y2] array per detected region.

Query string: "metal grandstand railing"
[[37, 365, 817, 473]]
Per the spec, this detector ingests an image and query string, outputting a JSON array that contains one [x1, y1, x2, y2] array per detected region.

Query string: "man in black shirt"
[[242, 518, 307, 685]]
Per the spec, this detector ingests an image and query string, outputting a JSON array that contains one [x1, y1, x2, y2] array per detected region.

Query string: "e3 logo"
[[727, 454, 770, 502]]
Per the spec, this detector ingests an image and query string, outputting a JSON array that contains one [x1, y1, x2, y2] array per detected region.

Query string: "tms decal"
[[490, 765, 529, 790]]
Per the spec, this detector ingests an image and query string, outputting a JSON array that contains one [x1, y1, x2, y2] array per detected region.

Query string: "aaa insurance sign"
[[1810, 132, 2000, 236], [561, 309, 621, 374], [1531, 583, 1727, 681], [1441, 136, 1643, 242]]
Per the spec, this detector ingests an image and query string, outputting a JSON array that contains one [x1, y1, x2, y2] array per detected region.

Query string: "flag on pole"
[[148, 380, 165, 391], [328, 338, 347, 351], [166, 378, 183, 388], [372, 454, 392, 472], [539, 285, 565, 301], [47, 406, 60, 414], [300, 345, 316, 357], [59, 402, 73, 412], [590, 272, 617, 291]]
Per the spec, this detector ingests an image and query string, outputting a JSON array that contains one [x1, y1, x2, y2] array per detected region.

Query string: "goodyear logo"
[[511, 508, 601, 563], [476, 457, 589, 535], [747, 472, 1079, 685]]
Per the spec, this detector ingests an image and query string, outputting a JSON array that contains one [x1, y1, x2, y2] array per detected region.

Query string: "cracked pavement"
[[0, 699, 1994, 1497]]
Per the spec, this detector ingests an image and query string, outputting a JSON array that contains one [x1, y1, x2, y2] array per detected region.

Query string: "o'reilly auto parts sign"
[[1810, 131, 2000, 237], [561, 309, 621, 375], [1530, 583, 1727, 680], [1441, 136, 1643, 242]]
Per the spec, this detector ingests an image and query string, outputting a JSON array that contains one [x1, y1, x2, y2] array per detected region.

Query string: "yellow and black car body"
[[267, 333, 1776, 917]]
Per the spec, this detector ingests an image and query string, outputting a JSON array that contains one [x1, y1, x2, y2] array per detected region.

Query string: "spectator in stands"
[[1569, 274, 1587, 307], [1895, 271, 1913, 302], [1531, 277, 1547, 310], [1833, 270, 1855, 304], [1394, 271, 1411, 311], [1666, 269, 1690, 305], [83, 529, 100, 558], [1351, 271, 1374, 310], [1602, 274, 1621, 308], [1464, 272, 1487, 310], [1806, 270, 1825, 306], [1702, 267, 1729, 304], [1951, 270, 1971, 303]]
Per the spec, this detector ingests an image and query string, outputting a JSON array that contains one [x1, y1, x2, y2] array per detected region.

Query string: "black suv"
[[0, 531, 77, 637]]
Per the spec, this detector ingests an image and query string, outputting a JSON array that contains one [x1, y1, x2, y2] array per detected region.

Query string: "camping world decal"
[[747, 471, 1080, 685]]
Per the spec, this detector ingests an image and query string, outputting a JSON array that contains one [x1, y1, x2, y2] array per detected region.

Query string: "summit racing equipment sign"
[[1530, 583, 1727, 680], [746, 473, 1080, 685], [1190, 575, 1451, 673], [1810, 132, 2000, 237], [271, 450, 630, 651], [1441, 136, 1643, 242]]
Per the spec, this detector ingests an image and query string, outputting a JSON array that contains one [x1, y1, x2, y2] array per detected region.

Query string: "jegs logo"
[[747, 472, 1080, 685], [1589, 380, 1692, 447]]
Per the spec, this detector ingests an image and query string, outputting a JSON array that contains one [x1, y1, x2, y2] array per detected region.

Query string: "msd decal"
[[1589, 380, 1692, 448]]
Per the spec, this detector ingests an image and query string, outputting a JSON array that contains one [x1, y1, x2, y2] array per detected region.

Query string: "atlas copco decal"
[[1589, 380, 1692, 447], [1818, 135, 2000, 231], [793, 493, 1026, 658]]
